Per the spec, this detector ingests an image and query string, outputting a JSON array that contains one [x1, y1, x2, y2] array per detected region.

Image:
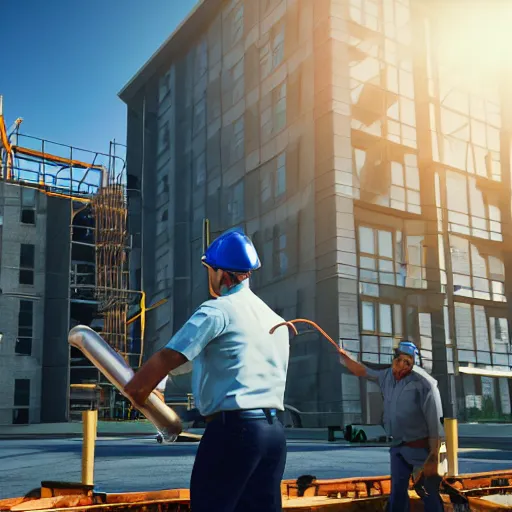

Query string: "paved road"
[[1, 437, 512, 499]]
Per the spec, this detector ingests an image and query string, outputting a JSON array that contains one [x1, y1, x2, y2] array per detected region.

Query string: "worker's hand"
[[423, 452, 439, 477], [153, 390, 166, 403], [123, 380, 150, 409]]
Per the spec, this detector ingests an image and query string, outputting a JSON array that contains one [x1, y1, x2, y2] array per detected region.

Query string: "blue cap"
[[202, 230, 261, 273], [397, 341, 419, 364]]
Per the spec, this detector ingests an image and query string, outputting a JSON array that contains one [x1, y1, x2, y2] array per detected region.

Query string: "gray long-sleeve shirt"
[[366, 366, 445, 445]]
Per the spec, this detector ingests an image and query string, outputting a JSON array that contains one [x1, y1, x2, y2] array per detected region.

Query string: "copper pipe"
[[270, 318, 345, 354], [269, 321, 299, 336]]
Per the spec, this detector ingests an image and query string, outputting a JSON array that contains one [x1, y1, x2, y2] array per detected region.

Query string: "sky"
[[0, 0, 198, 157]]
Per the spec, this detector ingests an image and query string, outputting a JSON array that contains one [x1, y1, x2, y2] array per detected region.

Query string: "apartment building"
[[0, 182, 73, 424], [0, 117, 127, 424], [120, 0, 512, 426]]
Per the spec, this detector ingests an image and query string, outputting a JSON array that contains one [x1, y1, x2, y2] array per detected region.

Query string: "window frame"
[[16, 300, 34, 356], [359, 298, 403, 365], [19, 244, 35, 285]]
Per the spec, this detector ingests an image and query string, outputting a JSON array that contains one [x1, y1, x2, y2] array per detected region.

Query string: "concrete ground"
[[1, 437, 512, 500]]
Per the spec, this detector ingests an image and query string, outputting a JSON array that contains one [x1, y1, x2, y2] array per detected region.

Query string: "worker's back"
[[191, 282, 290, 417]]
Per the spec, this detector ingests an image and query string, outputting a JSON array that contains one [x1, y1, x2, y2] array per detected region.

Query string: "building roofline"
[[118, 0, 221, 103]]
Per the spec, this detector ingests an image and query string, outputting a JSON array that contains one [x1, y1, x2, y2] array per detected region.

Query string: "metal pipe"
[[68, 325, 182, 442]]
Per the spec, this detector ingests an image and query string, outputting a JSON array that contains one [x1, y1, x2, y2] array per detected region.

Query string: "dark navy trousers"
[[389, 446, 443, 512], [190, 410, 287, 512]]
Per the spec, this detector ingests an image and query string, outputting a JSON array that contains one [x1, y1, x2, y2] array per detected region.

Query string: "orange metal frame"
[[12, 146, 105, 172], [1, 114, 103, 203], [0, 113, 13, 177]]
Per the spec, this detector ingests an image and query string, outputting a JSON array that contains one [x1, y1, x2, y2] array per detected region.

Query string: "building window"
[[156, 209, 168, 237], [389, 157, 420, 213], [231, 56, 244, 89], [445, 171, 502, 241], [490, 316, 510, 366], [271, 22, 285, 70], [260, 0, 275, 16], [230, 116, 245, 166], [19, 244, 35, 285], [450, 235, 505, 301], [261, 165, 272, 204], [16, 300, 33, 356], [430, 85, 501, 180], [358, 225, 426, 290], [156, 264, 169, 293], [273, 227, 288, 277], [354, 147, 421, 214], [227, 180, 244, 226], [194, 152, 206, 186], [158, 122, 171, 155], [273, 82, 287, 133], [262, 236, 274, 283], [20, 187, 36, 225], [349, 0, 381, 32], [386, 88, 416, 147], [193, 95, 206, 136], [231, 4, 244, 46], [276, 153, 286, 197], [418, 313, 433, 373], [404, 234, 426, 289], [360, 300, 402, 365], [13, 378, 30, 425], [14, 379, 30, 406], [358, 226, 399, 287], [454, 303, 510, 367], [158, 69, 172, 104], [12, 408, 29, 425], [195, 39, 208, 78]]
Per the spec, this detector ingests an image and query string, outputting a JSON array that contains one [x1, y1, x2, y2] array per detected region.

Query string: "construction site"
[[0, 96, 143, 424], [1, 0, 512, 430]]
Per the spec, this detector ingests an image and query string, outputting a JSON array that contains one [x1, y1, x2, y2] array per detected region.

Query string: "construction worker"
[[124, 230, 290, 512], [339, 340, 444, 512]]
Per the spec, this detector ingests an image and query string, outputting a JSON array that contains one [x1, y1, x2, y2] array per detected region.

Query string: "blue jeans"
[[190, 409, 287, 512], [389, 446, 443, 512]]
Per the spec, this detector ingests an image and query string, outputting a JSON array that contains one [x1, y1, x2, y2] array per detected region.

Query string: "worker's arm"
[[124, 304, 227, 408], [124, 349, 187, 407], [421, 384, 445, 475], [339, 348, 374, 378]]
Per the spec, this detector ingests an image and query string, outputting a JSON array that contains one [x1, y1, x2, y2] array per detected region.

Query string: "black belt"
[[205, 408, 277, 424]]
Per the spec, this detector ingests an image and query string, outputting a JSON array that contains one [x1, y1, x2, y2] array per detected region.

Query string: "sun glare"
[[432, 2, 512, 86]]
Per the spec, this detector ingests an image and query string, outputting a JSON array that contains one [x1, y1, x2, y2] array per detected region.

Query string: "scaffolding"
[[0, 100, 141, 418], [91, 183, 131, 356]]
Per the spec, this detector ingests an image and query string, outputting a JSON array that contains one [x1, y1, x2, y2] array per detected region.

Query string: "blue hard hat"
[[397, 341, 419, 363], [202, 230, 261, 272]]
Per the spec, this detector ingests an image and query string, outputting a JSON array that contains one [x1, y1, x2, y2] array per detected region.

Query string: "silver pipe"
[[68, 325, 182, 442]]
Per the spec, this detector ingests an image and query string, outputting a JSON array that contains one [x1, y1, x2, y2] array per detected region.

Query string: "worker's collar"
[[220, 279, 250, 296]]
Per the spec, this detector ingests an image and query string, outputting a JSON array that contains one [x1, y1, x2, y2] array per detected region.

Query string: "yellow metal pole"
[[93, 408, 98, 441], [82, 410, 98, 485], [445, 418, 459, 476]]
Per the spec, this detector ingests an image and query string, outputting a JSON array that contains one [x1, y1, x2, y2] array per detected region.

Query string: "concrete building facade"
[[120, 0, 512, 426], [0, 128, 129, 424], [0, 183, 47, 424], [0, 182, 73, 425]]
